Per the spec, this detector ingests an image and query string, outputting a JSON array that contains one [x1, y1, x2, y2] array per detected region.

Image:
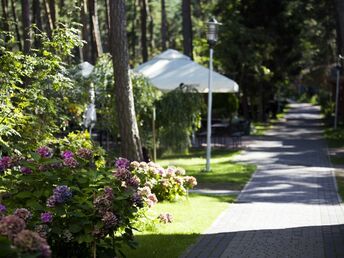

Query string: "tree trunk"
[[148, 0, 155, 53], [1, 0, 10, 33], [43, 0, 53, 37], [10, 0, 21, 50], [161, 0, 167, 50], [21, 0, 31, 54], [182, 0, 193, 59], [32, 0, 43, 48], [109, 0, 143, 161], [81, 0, 92, 62], [104, 0, 110, 52], [335, 0, 344, 56], [48, 0, 56, 27], [32, 0, 43, 31], [89, 0, 103, 60], [140, 0, 148, 62], [129, 0, 138, 59]]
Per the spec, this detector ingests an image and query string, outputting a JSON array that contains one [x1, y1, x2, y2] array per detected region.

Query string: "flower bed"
[[0, 132, 197, 257]]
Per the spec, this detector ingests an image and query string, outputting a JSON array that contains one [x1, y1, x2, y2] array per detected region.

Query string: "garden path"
[[181, 103, 344, 258]]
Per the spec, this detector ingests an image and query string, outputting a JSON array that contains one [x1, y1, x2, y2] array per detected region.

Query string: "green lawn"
[[122, 193, 235, 258], [330, 156, 344, 165], [158, 149, 256, 190], [324, 127, 344, 148], [336, 173, 344, 202]]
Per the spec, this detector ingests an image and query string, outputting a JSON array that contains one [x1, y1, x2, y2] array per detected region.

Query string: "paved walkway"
[[181, 103, 344, 258]]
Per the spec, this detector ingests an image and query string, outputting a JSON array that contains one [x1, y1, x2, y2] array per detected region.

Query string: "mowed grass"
[[336, 172, 344, 202], [158, 149, 256, 190], [122, 193, 235, 258]]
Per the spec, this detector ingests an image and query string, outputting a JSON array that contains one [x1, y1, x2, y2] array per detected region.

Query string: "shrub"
[[0, 132, 157, 257], [116, 159, 198, 202], [0, 131, 193, 257]]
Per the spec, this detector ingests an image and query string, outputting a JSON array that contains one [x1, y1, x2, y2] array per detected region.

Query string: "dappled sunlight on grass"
[[336, 173, 344, 202], [122, 194, 235, 258]]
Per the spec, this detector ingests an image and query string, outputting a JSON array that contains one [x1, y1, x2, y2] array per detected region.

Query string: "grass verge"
[[122, 193, 235, 258], [158, 149, 256, 190], [336, 171, 344, 202]]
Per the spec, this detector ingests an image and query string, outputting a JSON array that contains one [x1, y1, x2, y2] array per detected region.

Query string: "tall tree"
[[182, 0, 193, 58], [109, 0, 143, 161], [1, 0, 10, 33], [48, 0, 56, 26], [161, 0, 167, 50], [140, 0, 148, 62], [334, 0, 344, 56], [81, 0, 91, 62], [89, 0, 103, 60], [21, 0, 31, 53], [148, 0, 155, 54], [32, 0, 43, 31], [10, 0, 21, 50]]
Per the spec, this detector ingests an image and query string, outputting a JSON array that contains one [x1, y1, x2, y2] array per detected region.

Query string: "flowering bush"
[[114, 158, 197, 202], [0, 131, 194, 257], [0, 207, 51, 258], [0, 132, 157, 257]]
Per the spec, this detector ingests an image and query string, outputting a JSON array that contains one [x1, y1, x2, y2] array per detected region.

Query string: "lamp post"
[[206, 17, 221, 172], [335, 55, 344, 130]]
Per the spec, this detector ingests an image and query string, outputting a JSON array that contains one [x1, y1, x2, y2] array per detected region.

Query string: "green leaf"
[[16, 191, 32, 199], [69, 223, 82, 233]]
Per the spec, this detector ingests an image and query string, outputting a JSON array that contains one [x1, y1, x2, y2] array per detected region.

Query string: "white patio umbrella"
[[134, 49, 239, 93]]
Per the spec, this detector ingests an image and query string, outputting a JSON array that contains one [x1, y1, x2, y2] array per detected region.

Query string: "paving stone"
[[181, 103, 344, 258]]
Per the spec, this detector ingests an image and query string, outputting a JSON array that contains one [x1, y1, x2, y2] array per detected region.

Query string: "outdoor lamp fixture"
[[335, 55, 344, 129], [206, 17, 221, 172]]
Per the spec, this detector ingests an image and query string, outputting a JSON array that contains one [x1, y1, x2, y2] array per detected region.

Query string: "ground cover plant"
[[123, 193, 235, 258], [158, 149, 256, 190]]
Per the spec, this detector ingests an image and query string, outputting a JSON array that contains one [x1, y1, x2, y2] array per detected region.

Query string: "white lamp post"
[[206, 17, 221, 172]]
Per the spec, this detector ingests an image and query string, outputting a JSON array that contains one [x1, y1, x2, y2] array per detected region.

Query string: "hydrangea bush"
[[114, 158, 197, 202], [0, 132, 195, 257], [0, 132, 158, 257]]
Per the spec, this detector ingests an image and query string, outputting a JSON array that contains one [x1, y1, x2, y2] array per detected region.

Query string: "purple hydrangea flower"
[[14, 208, 31, 221], [34, 224, 49, 238], [115, 157, 130, 169], [114, 167, 131, 181], [101, 212, 118, 229], [53, 185, 72, 203], [0, 204, 6, 213], [46, 196, 56, 208], [104, 187, 113, 200], [0, 156, 12, 171], [20, 167, 33, 175], [36, 147, 52, 158], [76, 148, 93, 159], [40, 212, 53, 223], [93, 195, 112, 215], [46, 185, 72, 207], [132, 193, 143, 207], [13, 230, 51, 257], [127, 175, 140, 188], [0, 215, 26, 239], [63, 157, 78, 168], [61, 150, 74, 159]]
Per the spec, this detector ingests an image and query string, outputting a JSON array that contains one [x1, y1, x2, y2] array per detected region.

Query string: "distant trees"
[[182, 0, 193, 59], [0, 0, 341, 153], [334, 0, 344, 56]]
